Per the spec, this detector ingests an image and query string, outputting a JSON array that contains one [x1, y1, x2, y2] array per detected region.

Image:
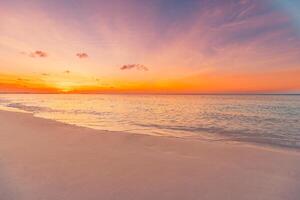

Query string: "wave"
[[0, 98, 11, 104], [134, 123, 300, 148], [6, 102, 109, 117], [7, 103, 59, 113]]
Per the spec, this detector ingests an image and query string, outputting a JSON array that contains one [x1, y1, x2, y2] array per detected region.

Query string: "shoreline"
[[1, 110, 300, 199], [1, 107, 299, 154]]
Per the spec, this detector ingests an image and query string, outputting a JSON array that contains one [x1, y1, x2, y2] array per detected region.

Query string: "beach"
[[0, 110, 300, 200]]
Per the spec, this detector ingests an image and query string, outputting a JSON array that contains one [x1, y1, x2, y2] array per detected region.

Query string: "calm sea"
[[0, 94, 299, 149]]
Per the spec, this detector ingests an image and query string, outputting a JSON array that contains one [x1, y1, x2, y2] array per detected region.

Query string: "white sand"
[[0, 110, 300, 200]]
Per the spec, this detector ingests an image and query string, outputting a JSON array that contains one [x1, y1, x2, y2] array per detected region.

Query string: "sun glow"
[[0, 0, 299, 94], [54, 82, 76, 93]]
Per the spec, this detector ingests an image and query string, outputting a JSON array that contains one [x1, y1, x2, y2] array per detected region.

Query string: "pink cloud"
[[21, 50, 48, 58], [76, 53, 88, 58], [29, 50, 48, 58], [120, 64, 148, 71]]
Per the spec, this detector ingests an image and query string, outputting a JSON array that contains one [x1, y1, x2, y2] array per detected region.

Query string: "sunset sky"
[[0, 0, 300, 93]]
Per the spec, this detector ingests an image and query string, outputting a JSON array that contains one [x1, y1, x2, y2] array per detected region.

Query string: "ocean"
[[0, 94, 299, 149]]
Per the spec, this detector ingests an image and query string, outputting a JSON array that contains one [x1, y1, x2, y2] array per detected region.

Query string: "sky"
[[0, 0, 300, 93]]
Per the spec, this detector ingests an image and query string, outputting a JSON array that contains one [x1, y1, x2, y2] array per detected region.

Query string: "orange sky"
[[1, 0, 300, 94]]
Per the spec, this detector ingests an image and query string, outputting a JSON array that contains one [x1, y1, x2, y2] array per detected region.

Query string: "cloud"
[[16, 78, 30, 82], [41, 73, 50, 76], [20, 50, 48, 58], [19, 51, 27, 55], [29, 50, 48, 58], [64, 70, 71, 74], [76, 53, 88, 58], [120, 64, 148, 71]]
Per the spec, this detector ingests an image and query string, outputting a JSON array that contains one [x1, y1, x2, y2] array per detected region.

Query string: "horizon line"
[[0, 92, 299, 95]]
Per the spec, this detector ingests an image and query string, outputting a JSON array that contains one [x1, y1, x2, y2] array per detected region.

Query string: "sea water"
[[0, 94, 299, 149]]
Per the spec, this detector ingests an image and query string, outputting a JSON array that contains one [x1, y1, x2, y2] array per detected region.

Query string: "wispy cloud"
[[64, 70, 71, 74], [16, 77, 29, 82], [20, 50, 48, 58], [76, 53, 88, 58], [29, 50, 48, 58], [120, 64, 148, 71]]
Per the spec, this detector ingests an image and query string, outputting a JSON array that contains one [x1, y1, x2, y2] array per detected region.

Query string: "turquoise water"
[[0, 94, 299, 149]]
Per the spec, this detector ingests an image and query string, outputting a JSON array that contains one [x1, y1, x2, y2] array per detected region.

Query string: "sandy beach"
[[0, 110, 300, 200]]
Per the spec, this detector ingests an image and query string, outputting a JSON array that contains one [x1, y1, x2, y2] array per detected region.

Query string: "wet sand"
[[0, 110, 300, 200]]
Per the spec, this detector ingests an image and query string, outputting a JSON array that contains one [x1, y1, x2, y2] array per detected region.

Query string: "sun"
[[54, 81, 76, 93]]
